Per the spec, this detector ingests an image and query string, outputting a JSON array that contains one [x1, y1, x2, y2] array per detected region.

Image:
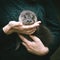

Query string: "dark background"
[[52, 0, 60, 22], [51, 47, 60, 60], [51, 0, 60, 60]]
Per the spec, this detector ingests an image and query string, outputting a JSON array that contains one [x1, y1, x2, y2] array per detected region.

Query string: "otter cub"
[[18, 10, 53, 47]]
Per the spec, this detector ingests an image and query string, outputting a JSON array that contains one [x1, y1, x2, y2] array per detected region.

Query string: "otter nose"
[[26, 19, 32, 23], [23, 19, 34, 25]]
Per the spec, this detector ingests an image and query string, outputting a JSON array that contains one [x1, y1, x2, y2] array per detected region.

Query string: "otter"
[[16, 10, 54, 50], [19, 10, 37, 25]]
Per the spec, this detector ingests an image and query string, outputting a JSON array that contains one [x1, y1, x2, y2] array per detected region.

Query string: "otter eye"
[[24, 15, 26, 18]]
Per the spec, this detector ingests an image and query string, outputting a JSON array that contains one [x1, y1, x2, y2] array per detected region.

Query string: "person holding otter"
[[0, 0, 60, 60]]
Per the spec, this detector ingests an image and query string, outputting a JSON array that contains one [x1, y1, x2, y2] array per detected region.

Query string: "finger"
[[9, 21, 23, 27], [26, 28, 36, 34], [14, 22, 23, 26], [22, 42, 31, 51], [34, 21, 41, 24], [18, 34, 31, 44], [22, 42, 29, 49], [22, 21, 41, 29], [30, 35, 40, 42], [22, 42, 28, 48]]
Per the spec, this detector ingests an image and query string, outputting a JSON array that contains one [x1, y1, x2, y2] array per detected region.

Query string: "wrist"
[[3, 24, 12, 35]]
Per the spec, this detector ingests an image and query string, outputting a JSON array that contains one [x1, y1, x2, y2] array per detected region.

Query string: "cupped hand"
[[3, 21, 41, 35]]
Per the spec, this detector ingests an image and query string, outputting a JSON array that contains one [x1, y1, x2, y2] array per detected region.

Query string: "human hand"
[[3, 21, 41, 35], [18, 34, 49, 56]]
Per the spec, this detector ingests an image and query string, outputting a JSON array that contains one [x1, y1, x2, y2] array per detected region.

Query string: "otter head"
[[19, 10, 37, 25]]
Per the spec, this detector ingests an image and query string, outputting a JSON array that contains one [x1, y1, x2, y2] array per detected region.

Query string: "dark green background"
[[51, 0, 60, 60], [51, 47, 60, 60]]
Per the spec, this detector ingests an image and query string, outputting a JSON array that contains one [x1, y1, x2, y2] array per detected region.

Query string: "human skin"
[[18, 34, 49, 56], [3, 21, 41, 35], [3, 20, 49, 56]]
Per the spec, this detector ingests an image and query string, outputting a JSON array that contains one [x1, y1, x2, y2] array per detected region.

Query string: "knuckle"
[[9, 21, 16, 27], [9, 21, 15, 24]]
